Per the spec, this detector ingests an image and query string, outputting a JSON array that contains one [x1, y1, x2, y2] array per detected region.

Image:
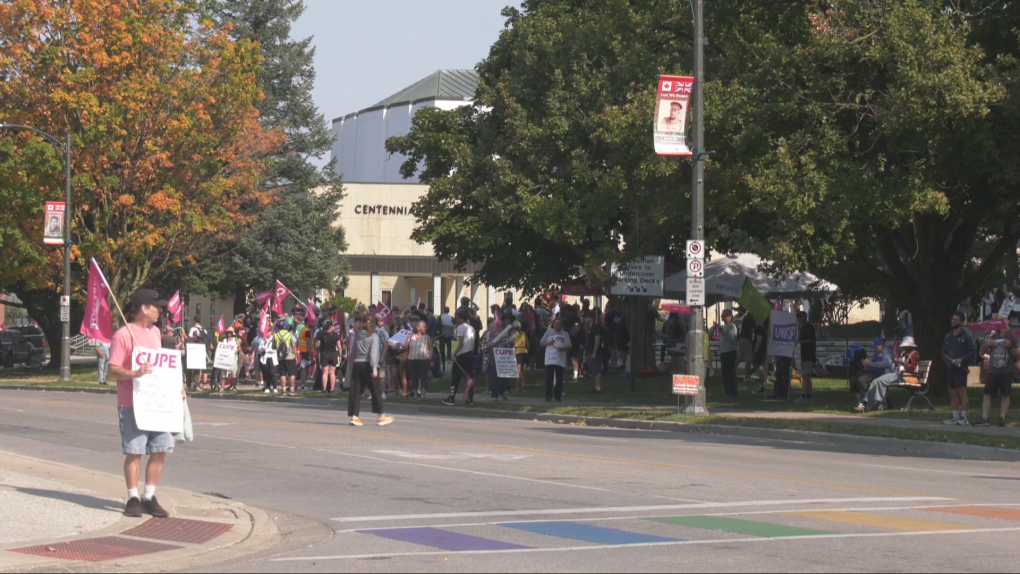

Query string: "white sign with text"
[[610, 256, 664, 297], [132, 346, 184, 433], [493, 347, 519, 379]]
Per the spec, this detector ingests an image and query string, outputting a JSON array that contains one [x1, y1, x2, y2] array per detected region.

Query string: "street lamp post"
[[0, 124, 73, 382]]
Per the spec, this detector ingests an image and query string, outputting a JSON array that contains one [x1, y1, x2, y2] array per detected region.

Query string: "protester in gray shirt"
[[719, 309, 740, 397], [348, 314, 392, 427]]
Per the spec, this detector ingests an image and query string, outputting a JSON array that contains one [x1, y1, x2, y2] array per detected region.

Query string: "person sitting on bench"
[[852, 337, 895, 413], [863, 337, 920, 412]]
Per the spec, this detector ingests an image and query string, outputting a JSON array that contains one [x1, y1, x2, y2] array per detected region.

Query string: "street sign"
[[687, 278, 705, 306], [610, 256, 664, 297], [59, 306, 69, 322], [687, 259, 704, 278], [686, 240, 705, 259], [59, 295, 70, 307], [672, 374, 701, 396]]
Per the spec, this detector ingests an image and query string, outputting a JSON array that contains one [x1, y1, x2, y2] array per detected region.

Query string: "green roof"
[[372, 69, 478, 108]]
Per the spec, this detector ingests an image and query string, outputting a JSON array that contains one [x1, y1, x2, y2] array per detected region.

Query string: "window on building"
[[426, 291, 434, 309], [381, 290, 392, 308]]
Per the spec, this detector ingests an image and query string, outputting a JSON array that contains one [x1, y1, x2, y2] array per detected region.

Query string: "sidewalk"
[[0, 451, 277, 573]]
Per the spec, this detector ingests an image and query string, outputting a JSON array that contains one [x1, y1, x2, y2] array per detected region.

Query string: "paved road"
[[2, 390, 1020, 573]]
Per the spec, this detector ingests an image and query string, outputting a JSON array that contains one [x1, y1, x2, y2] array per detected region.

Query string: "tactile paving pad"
[[9, 536, 182, 562], [121, 517, 233, 544]]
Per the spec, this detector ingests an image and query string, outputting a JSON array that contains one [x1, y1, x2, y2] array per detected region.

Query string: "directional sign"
[[686, 240, 705, 259], [610, 256, 664, 297], [687, 278, 705, 306], [687, 259, 704, 278], [59, 306, 70, 322]]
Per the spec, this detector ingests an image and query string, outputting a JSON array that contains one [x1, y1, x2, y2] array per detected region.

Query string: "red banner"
[[80, 258, 114, 344], [0, 321, 6, 334], [216, 315, 225, 335], [259, 301, 271, 338], [653, 75, 694, 157], [43, 202, 66, 246], [272, 281, 291, 315], [306, 299, 316, 323], [167, 291, 181, 316], [172, 303, 183, 325], [256, 290, 272, 306], [375, 302, 393, 325]]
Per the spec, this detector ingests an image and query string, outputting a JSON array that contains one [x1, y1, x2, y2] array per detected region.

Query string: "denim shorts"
[[119, 407, 175, 456]]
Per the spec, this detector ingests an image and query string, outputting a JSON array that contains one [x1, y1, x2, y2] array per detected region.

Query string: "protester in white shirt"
[[443, 310, 477, 405], [540, 317, 571, 402]]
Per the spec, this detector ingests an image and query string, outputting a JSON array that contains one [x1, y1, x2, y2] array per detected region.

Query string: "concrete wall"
[[336, 183, 432, 257]]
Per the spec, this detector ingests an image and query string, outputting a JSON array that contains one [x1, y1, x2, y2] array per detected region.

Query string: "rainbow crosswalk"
[[353, 505, 1020, 554]]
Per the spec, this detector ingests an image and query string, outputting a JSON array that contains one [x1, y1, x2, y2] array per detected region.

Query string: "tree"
[[200, 0, 348, 311], [704, 0, 1020, 391], [0, 0, 283, 368]]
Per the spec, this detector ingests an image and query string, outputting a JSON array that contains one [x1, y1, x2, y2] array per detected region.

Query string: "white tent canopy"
[[663, 253, 836, 301]]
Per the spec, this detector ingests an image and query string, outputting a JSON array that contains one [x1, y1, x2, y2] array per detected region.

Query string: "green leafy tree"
[[199, 0, 348, 310]]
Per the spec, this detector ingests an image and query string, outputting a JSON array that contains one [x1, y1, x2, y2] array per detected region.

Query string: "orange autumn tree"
[[0, 0, 283, 362]]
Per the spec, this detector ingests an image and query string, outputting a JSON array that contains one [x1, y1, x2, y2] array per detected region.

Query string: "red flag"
[[80, 258, 114, 344], [306, 299, 316, 323], [272, 280, 291, 314], [167, 291, 181, 316], [259, 301, 271, 338], [165, 316, 171, 330], [256, 290, 272, 306], [216, 315, 225, 335], [0, 321, 6, 334], [375, 302, 393, 325], [173, 303, 183, 325]]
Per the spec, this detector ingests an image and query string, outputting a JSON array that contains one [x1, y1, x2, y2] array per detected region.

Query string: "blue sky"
[[292, 0, 512, 164]]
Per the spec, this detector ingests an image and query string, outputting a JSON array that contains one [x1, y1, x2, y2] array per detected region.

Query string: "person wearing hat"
[[212, 328, 239, 391], [107, 289, 179, 519], [850, 336, 895, 412], [862, 337, 921, 412]]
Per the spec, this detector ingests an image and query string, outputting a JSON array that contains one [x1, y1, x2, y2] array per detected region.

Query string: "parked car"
[[1, 330, 37, 368], [10, 325, 47, 350]]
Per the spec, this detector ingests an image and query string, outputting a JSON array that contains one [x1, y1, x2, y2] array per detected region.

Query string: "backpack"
[[274, 331, 293, 361]]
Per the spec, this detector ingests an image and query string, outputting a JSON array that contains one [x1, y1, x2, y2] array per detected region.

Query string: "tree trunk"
[[617, 297, 654, 378], [233, 280, 248, 316], [913, 301, 952, 397]]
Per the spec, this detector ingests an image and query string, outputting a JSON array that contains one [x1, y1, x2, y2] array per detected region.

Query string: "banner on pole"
[[131, 346, 184, 433], [215, 315, 225, 335], [80, 258, 114, 344], [494, 347, 519, 379], [185, 344, 207, 370], [768, 309, 797, 358], [375, 302, 393, 325], [653, 75, 694, 157], [738, 278, 773, 326], [272, 281, 291, 314], [259, 301, 271, 338], [43, 202, 65, 246]]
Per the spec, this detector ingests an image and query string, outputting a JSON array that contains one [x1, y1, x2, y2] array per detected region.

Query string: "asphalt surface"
[[2, 390, 1020, 573]]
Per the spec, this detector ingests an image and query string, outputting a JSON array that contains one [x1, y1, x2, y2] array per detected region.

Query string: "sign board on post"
[[687, 278, 705, 306], [185, 344, 207, 370], [43, 202, 65, 246], [610, 256, 665, 297], [131, 346, 184, 433], [60, 295, 70, 307], [493, 347, 519, 379], [686, 240, 704, 259], [213, 340, 238, 371], [672, 374, 701, 396], [768, 310, 797, 358], [59, 307, 69, 322], [687, 259, 704, 278]]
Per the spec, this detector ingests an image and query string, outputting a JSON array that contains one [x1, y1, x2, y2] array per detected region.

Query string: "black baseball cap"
[[130, 289, 169, 308]]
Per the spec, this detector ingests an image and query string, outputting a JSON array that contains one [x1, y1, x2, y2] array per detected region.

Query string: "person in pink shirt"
[[107, 289, 177, 519]]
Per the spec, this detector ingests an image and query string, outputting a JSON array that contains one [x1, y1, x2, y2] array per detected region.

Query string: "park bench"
[[894, 360, 934, 412]]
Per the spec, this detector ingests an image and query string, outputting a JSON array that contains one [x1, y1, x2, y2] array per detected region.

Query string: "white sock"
[[128, 488, 139, 501], [143, 485, 156, 501], [952, 410, 959, 419], [961, 410, 968, 419], [573, 370, 578, 379]]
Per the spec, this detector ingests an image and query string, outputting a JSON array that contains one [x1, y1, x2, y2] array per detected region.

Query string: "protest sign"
[[543, 332, 570, 366], [1000, 295, 1016, 318], [494, 347, 519, 379], [768, 309, 797, 358], [375, 302, 393, 325], [213, 340, 238, 371], [185, 344, 207, 370], [132, 346, 184, 433], [672, 374, 700, 396], [388, 329, 412, 347]]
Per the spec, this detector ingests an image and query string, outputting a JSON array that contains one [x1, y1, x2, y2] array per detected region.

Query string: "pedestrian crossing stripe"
[[925, 506, 1020, 522], [646, 516, 834, 538], [359, 527, 530, 551], [500, 522, 680, 545], [784, 511, 976, 532]]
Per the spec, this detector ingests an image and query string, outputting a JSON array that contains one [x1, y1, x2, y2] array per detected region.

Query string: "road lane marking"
[[925, 506, 1020, 521], [500, 522, 680, 545], [360, 527, 531, 551], [646, 516, 833, 538], [784, 510, 974, 531], [372, 450, 530, 461], [269, 527, 1020, 562], [330, 497, 948, 523]]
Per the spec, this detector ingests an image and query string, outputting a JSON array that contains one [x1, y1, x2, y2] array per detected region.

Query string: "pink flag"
[[167, 291, 181, 316], [0, 321, 6, 334], [256, 290, 272, 306], [375, 302, 393, 325], [965, 319, 1009, 333], [172, 303, 183, 325], [272, 281, 291, 314], [216, 315, 226, 335], [306, 299, 316, 323], [80, 258, 114, 344], [259, 301, 271, 338]]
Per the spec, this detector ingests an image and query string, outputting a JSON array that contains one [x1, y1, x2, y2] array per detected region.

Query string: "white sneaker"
[[942, 417, 960, 425], [958, 418, 970, 426], [264, 389, 270, 394], [350, 417, 363, 427], [381, 392, 387, 400]]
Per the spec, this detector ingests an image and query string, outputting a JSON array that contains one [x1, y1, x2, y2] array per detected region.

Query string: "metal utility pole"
[[0, 124, 73, 382], [685, 0, 709, 414]]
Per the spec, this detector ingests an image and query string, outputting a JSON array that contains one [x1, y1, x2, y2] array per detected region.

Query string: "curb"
[[5, 385, 1020, 463]]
